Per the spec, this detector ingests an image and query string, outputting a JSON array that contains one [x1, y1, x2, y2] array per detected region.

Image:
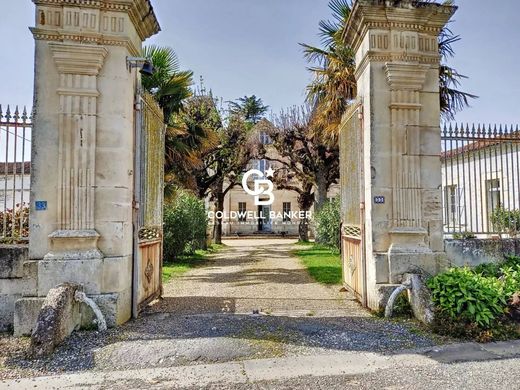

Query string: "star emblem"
[[265, 167, 275, 178]]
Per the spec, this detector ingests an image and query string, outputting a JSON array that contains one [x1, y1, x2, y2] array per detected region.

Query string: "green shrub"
[[501, 265, 520, 298], [163, 192, 208, 260], [314, 198, 341, 252], [491, 207, 520, 237], [427, 267, 507, 328], [474, 255, 520, 295]]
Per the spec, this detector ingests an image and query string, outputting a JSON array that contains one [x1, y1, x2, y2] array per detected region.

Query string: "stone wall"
[[445, 239, 520, 268], [0, 245, 29, 331]]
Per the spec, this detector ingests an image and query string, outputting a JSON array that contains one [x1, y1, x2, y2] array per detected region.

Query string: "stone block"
[[403, 273, 434, 324], [419, 126, 442, 156], [0, 245, 28, 278], [422, 189, 443, 221], [95, 148, 134, 187], [81, 288, 132, 328], [420, 157, 442, 189], [96, 221, 133, 257], [14, 297, 45, 336], [427, 220, 444, 253], [37, 258, 103, 296], [94, 186, 133, 223], [29, 283, 82, 358], [374, 253, 389, 284], [366, 284, 401, 311], [388, 245, 436, 284], [22, 261, 38, 297], [0, 294, 19, 332], [102, 256, 132, 294], [445, 238, 518, 268], [0, 277, 26, 296]]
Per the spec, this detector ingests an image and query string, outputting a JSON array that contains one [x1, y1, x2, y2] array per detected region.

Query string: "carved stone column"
[[342, 0, 456, 309], [43, 43, 107, 261]]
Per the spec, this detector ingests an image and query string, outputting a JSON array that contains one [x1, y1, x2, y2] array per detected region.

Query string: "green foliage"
[[430, 309, 519, 343], [294, 244, 342, 285], [452, 231, 476, 240], [490, 207, 520, 237], [428, 257, 520, 341], [427, 267, 506, 328], [392, 292, 413, 318], [314, 198, 341, 252], [228, 95, 269, 124], [501, 264, 520, 298], [163, 192, 208, 260], [474, 255, 520, 278], [142, 45, 193, 123]]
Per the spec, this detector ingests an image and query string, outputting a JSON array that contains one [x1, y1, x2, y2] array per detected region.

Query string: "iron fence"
[[442, 123, 520, 237], [0, 105, 31, 242]]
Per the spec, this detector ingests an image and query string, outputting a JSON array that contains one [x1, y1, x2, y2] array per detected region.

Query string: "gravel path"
[[151, 239, 368, 316], [0, 239, 442, 380]]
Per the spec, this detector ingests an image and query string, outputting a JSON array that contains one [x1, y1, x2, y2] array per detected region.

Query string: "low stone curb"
[[2, 341, 520, 389]]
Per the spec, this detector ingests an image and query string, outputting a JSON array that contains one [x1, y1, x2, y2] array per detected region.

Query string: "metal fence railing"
[[0, 105, 31, 242], [442, 123, 520, 237]]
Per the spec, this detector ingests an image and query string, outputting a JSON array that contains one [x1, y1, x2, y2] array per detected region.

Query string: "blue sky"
[[1, 0, 519, 125]]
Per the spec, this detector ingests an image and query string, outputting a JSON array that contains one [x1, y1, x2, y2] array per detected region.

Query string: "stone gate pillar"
[[342, 0, 456, 309], [14, 0, 160, 334]]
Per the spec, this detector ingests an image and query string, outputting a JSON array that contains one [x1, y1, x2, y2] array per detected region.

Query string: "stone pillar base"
[[388, 228, 436, 283]]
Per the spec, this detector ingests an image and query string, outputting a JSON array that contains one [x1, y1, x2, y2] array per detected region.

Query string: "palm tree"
[[141, 45, 212, 196], [142, 45, 193, 123], [228, 95, 269, 124], [302, 0, 476, 140]]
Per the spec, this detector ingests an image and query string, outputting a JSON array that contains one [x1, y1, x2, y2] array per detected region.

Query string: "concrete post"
[[14, 0, 160, 335], [342, 0, 456, 309]]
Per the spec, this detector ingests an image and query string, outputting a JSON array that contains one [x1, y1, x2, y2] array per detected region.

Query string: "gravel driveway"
[[0, 239, 441, 380]]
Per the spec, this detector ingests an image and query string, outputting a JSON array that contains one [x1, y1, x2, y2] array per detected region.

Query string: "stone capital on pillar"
[[341, 0, 456, 308]]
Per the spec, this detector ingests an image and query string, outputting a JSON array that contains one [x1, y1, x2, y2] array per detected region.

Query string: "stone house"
[[215, 122, 339, 237], [441, 128, 520, 236]]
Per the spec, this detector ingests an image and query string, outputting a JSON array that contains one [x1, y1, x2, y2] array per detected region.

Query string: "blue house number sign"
[[374, 196, 385, 204], [35, 201, 47, 211]]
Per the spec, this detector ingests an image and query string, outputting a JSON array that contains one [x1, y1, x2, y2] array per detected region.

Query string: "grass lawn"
[[162, 244, 224, 283], [293, 243, 342, 285]]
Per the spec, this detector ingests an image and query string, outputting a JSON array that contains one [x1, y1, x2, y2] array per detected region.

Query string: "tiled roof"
[[0, 162, 31, 175]]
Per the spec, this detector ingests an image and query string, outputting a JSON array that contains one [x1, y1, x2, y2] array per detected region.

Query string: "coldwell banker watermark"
[[208, 168, 312, 225]]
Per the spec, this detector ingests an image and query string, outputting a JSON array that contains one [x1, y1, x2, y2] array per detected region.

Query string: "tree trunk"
[[212, 181, 225, 245], [314, 166, 328, 212], [298, 207, 311, 242]]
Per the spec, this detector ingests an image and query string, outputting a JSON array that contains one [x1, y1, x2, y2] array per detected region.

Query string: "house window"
[[238, 202, 247, 222], [487, 179, 501, 220], [283, 202, 291, 222], [444, 185, 458, 225], [258, 159, 267, 173], [260, 132, 272, 145]]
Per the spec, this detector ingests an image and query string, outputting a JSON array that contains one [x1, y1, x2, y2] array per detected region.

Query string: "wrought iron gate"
[[339, 103, 366, 305], [132, 90, 165, 317]]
